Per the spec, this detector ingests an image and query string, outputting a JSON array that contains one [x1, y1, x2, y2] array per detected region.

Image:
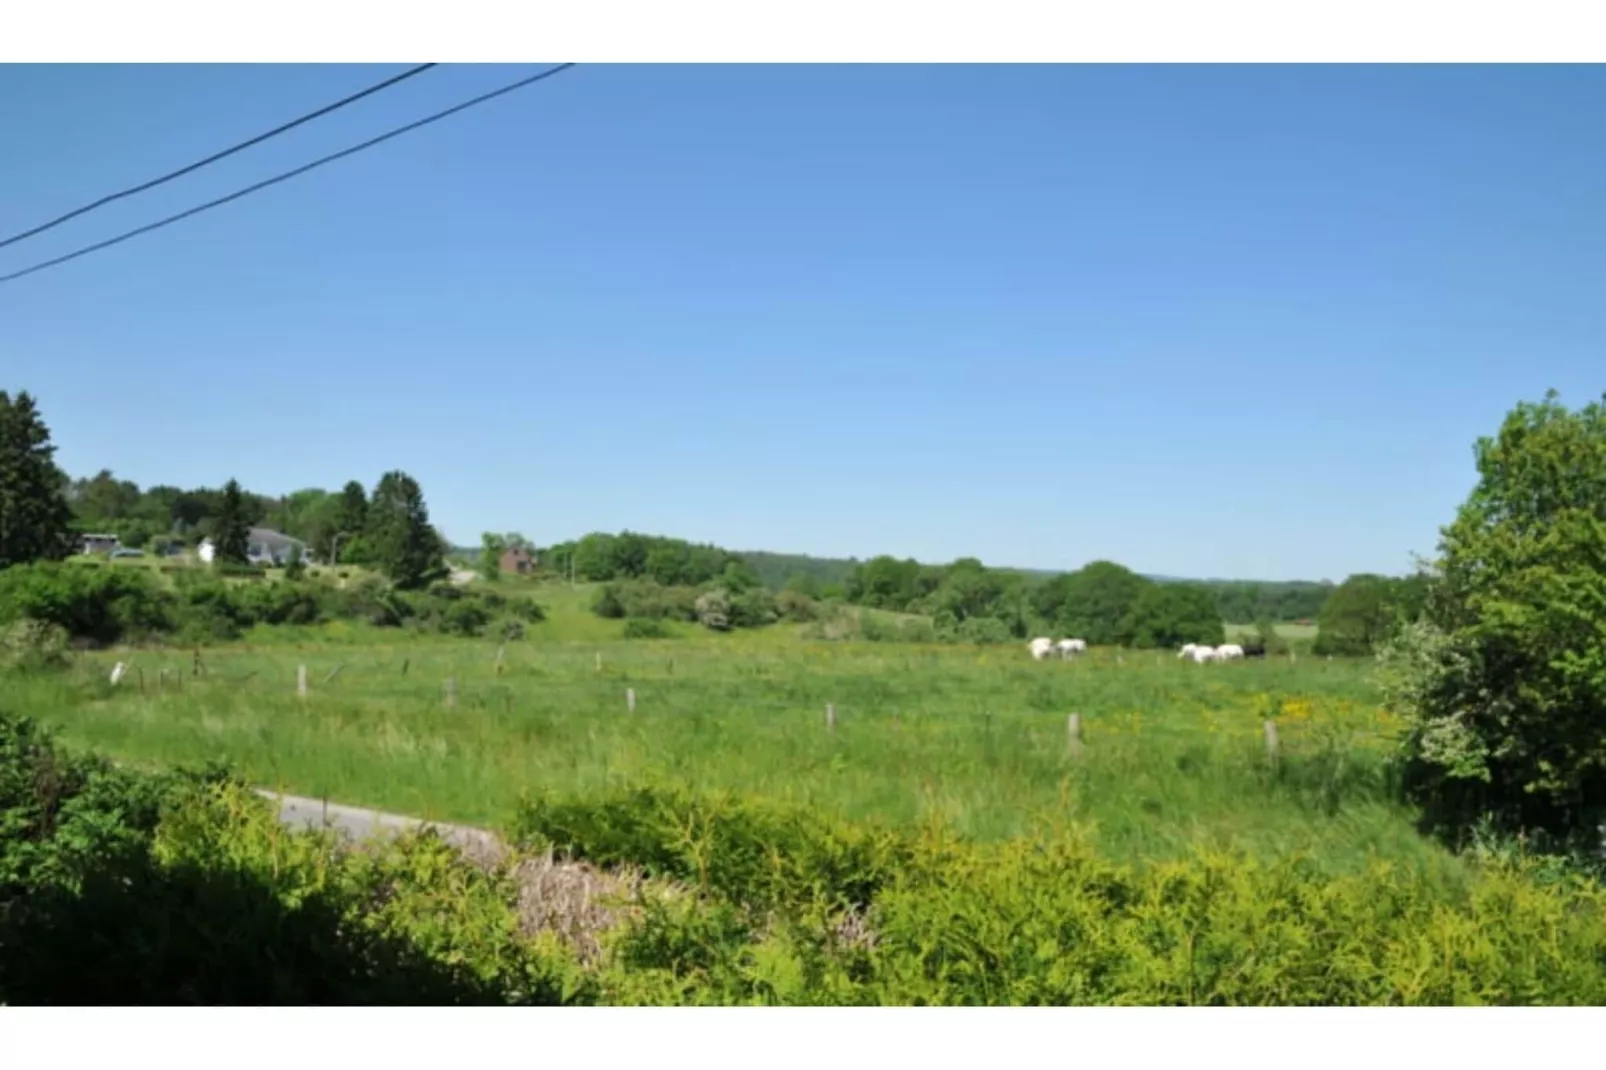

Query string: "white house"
[[197, 527, 310, 567]]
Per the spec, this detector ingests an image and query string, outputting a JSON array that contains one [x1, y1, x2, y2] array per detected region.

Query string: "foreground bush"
[[0, 711, 581, 1005], [7, 714, 1606, 1005], [516, 786, 1606, 1006]]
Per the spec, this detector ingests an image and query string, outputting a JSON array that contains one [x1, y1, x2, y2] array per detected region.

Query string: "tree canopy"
[[364, 471, 446, 591], [0, 391, 74, 568], [1381, 390, 1606, 850], [1311, 573, 1428, 656], [210, 480, 251, 567]]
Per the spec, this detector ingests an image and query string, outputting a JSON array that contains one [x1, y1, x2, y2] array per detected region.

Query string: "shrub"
[[694, 589, 732, 632], [592, 580, 699, 623], [437, 599, 493, 638], [0, 562, 175, 645], [956, 616, 1012, 644], [0, 620, 70, 672], [508, 599, 546, 624], [775, 589, 817, 623], [0, 713, 580, 1006], [512, 785, 911, 915], [897, 617, 936, 643], [728, 588, 778, 629], [622, 618, 670, 639], [334, 577, 412, 628]]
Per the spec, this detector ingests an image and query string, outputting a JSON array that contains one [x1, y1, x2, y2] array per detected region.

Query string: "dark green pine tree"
[[0, 390, 76, 568], [365, 470, 446, 590], [212, 479, 252, 566]]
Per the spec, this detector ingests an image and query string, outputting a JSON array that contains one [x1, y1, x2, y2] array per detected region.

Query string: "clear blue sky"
[[2, 64, 1601, 581]]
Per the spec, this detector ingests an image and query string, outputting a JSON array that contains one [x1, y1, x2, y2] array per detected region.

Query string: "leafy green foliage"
[[592, 580, 699, 623], [0, 390, 75, 568], [546, 531, 748, 587], [0, 713, 579, 1005], [695, 589, 732, 632], [622, 618, 671, 639], [1034, 561, 1154, 645], [1382, 391, 1606, 850], [1312, 573, 1426, 656], [479, 532, 507, 581], [1121, 583, 1226, 649], [510, 783, 1606, 1006], [0, 562, 176, 645]]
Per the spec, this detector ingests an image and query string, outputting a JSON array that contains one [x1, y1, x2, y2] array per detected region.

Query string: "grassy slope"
[[14, 580, 1447, 882]]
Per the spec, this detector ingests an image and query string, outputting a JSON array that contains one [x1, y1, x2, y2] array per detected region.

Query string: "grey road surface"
[[258, 790, 505, 861]]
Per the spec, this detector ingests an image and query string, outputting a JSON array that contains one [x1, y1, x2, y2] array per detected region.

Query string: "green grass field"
[[12, 582, 1452, 883]]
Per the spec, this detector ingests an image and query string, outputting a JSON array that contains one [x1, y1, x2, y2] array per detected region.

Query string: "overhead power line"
[[0, 63, 576, 286], [0, 63, 438, 252]]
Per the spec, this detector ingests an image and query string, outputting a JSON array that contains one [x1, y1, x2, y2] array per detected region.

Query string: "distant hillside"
[[510, 534, 1332, 623], [736, 550, 860, 591], [735, 549, 1332, 621]]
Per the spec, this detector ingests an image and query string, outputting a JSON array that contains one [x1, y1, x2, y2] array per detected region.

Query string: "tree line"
[[0, 390, 448, 591]]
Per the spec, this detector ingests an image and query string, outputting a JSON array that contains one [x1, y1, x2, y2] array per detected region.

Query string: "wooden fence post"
[[401, 658, 410, 677], [1067, 713, 1084, 758], [1263, 720, 1280, 764], [494, 645, 506, 675], [626, 687, 636, 713], [826, 703, 836, 733], [109, 662, 126, 686], [137, 667, 145, 694], [297, 664, 308, 699], [445, 677, 458, 709], [158, 668, 166, 694]]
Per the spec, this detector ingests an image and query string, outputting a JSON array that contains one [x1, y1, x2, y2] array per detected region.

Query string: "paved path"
[[256, 790, 505, 862]]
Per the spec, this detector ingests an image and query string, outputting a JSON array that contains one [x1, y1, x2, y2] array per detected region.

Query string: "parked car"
[[109, 548, 146, 559]]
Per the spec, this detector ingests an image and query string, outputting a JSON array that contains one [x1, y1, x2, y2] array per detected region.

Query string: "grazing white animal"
[[1056, 638, 1087, 658], [1029, 637, 1056, 661], [1188, 645, 1220, 663], [1178, 643, 1199, 658], [1217, 643, 1245, 661]]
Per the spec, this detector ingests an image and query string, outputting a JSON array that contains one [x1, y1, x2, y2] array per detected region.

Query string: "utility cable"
[[0, 63, 575, 285], [0, 63, 438, 251]]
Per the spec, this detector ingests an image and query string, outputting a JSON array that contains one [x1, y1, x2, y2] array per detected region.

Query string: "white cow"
[[1029, 637, 1056, 661], [1056, 638, 1087, 658], [1187, 645, 1220, 663], [1216, 643, 1245, 661], [1178, 643, 1199, 658]]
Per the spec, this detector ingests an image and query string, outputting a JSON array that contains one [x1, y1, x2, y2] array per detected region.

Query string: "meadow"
[[17, 580, 1606, 1005], [16, 582, 1449, 879]]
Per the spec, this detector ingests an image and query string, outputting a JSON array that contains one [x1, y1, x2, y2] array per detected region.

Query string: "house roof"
[[247, 527, 306, 548], [201, 528, 306, 549]]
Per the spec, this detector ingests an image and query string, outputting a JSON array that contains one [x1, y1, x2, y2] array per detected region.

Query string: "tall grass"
[[12, 616, 1443, 875]]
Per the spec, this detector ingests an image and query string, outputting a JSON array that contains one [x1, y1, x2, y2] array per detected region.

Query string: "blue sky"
[[2, 64, 1601, 581]]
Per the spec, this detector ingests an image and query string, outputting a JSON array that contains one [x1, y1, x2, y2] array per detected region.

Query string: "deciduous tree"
[[1380, 390, 1606, 849]]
